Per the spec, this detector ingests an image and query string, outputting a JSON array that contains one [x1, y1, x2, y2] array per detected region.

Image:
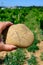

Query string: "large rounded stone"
[[2, 24, 34, 47]]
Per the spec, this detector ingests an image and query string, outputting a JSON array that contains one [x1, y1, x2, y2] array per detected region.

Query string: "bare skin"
[[0, 22, 17, 51]]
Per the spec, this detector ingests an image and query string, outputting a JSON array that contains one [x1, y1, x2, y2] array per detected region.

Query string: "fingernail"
[[13, 46, 17, 49], [10, 22, 13, 24]]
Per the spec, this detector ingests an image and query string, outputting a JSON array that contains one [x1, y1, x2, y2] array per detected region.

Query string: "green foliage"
[[40, 19, 43, 30], [27, 32, 40, 52], [27, 54, 38, 65], [0, 7, 43, 25], [40, 52, 43, 61], [0, 7, 43, 41], [4, 48, 26, 65]]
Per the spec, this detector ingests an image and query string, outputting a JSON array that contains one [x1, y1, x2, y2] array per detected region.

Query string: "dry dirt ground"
[[34, 41, 43, 65], [24, 41, 43, 65]]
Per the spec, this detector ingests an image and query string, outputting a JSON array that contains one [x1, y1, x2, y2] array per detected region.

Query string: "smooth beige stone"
[[3, 24, 34, 47]]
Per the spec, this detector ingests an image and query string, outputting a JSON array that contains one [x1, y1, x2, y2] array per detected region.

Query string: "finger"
[[0, 42, 5, 51], [0, 22, 13, 33], [5, 22, 13, 26], [3, 44, 17, 51], [2, 22, 13, 30]]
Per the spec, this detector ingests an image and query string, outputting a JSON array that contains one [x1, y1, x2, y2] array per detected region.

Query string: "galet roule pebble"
[[3, 24, 34, 47]]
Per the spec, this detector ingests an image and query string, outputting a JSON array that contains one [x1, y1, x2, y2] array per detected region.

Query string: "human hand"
[[0, 22, 17, 51]]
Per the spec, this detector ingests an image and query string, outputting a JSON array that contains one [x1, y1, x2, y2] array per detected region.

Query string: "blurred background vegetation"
[[0, 6, 43, 41]]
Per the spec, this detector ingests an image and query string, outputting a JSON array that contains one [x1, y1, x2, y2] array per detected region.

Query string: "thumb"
[[4, 44, 17, 51], [0, 43, 17, 51]]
